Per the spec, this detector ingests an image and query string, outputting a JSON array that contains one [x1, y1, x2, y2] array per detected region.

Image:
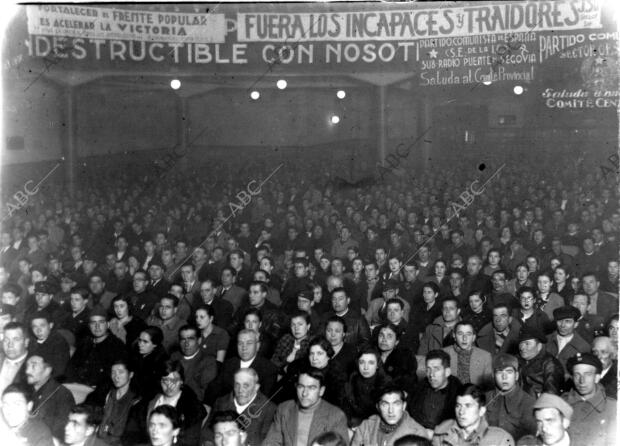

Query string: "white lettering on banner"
[[541, 87, 620, 108], [27, 5, 226, 44], [238, 0, 603, 42], [27, 36, 250, 65], [540, 35, 618, 62]]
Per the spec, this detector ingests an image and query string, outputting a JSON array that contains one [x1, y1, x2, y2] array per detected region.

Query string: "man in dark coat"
[[485, 353, 537, 440], [29, 310, 70, 379], [64, 307, 126, 404], [545, 305, 591, 374], [320, 287, 371, 347], [592, 336, 617, 399], [206, 368, 276, 446], [204, 329, 277, 406], [518, 328, 565, 397], [407, 349, 462, 436], [25, 353, 75, 439], [562, 353, 617, 446], [477, 303, 521, 356]]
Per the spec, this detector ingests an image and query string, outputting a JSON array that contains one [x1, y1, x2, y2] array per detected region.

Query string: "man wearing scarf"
[[351, 384, 428, 446]]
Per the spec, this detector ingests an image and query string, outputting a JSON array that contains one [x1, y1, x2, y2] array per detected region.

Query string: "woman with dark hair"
[[551, 264, 574, 305], [240, 308, 275, 359], [195, 304, 230, 363], [375, 323, 417, 389], [460, 291, 492, 334], [147, 360, 206, 446], [506, 263, 532, 296], [271, 310, 312, 373], [425, 259, 450, 297], [498, 226, 512, 257], [146, 405, 181, 446], [324, 315, 356, 375], [483, 248, 503, 277], [277, 336, 348, 406], [343, 347, 392, 427], [109, 294, 147, 348], [410, 282, 442, 337], [535, 270, 564, 319], [130, 326, 169, 403]]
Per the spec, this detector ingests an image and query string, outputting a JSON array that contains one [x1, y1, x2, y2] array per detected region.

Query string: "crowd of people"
[[0, 154, 617, 446]]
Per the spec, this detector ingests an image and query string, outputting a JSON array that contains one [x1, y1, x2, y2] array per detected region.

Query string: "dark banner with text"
[[3, 1, 617, 87]]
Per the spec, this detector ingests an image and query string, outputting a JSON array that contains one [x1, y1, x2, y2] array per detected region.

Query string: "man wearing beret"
[[517, 393, 573, 446], [561, 353, 617, 446], [518, 328, 565, 397], [485, 353, 537, 440], [545, 306, 591, 374]]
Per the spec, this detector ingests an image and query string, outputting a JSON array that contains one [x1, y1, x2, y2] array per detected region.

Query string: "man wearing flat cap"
[[561, 353, 617, 446], [518, 328, 565, 397], [517, 393, 573, 446], [545, 306, 591, 375], [485, 353, 537, 439], [25, 280, 68, 327]]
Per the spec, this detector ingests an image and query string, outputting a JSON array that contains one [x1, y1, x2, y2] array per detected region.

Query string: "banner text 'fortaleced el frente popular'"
[[21, 0, 616, 88]]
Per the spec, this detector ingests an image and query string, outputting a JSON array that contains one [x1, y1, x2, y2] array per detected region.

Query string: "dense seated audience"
[[0, 156, 618, 446]]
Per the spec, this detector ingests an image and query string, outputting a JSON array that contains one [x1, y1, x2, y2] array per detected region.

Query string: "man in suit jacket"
[[582, 272, 619, 317], [204, 329, 277, 406], [208, 368, 276, 446], [0, 231, 18, 271], [262, 367, 348, 446], [477, 303, 521, 356], [217, 267, 248, 312], [545, 306, 591, 374], [0, 321, 29, 394], [196, 279, 233, 329], [443, 320, 494, 389]]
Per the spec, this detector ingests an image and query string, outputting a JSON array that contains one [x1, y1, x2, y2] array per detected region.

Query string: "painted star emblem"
[[595, 56, 605, 64], [429, 49, 438, 59]]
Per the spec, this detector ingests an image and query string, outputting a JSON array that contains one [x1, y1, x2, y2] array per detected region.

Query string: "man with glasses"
[[352, 383, 428, 445], [514, 287, 553, 336], [263, 367, 348, 446], [128, 270, 159, 321]]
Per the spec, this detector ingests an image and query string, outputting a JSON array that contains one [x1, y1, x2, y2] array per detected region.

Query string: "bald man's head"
[[592, 336, 614, 369]]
